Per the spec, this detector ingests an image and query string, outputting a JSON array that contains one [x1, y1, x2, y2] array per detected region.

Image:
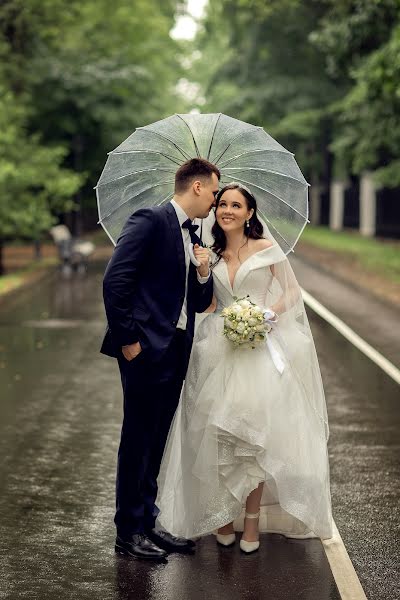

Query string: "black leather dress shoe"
[[147, 528, 196, 554], [115, 534, 168, 561]]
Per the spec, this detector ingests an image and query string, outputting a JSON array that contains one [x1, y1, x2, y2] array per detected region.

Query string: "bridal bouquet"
[[221, 296, 272, 349]]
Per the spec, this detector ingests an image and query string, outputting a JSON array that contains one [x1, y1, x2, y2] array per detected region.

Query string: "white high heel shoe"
[[240, 511, 260, 553], [216, 526, 236, 547]]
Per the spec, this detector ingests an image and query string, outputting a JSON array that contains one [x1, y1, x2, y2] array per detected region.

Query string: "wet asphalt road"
[[0, 261, 398, 600]]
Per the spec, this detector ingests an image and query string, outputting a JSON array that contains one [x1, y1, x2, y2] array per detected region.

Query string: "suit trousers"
[[115, 329, 188, 538]]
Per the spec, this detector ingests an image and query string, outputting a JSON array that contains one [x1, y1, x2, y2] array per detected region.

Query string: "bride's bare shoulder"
[[253, 238, 273, 250]]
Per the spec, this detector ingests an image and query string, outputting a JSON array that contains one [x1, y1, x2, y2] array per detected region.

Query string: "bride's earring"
[[245, 219, 250, 229]]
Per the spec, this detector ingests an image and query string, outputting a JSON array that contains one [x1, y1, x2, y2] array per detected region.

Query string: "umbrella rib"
[[96, 167, 176, 189], [96, 187, 117, 246], [219, 148, 293, 169], [157, 191, 175, 206], [175, 114, 201, 158], [207, 113, 222, 160], [223, 174, 308, 220], [98, 179, 175, 223], [257, 208, 292, 253], [212, 125, 257, 164], [223, 167, 309, 186], [138, 127, 192, 161], [109, 150, 182, 167]]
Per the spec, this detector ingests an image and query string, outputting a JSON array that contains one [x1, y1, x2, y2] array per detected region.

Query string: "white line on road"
[[301, 288, 400, 385], [322, 520, 368, 600]]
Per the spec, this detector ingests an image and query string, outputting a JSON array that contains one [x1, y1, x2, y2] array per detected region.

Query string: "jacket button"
[[172, 320, 177, 326]]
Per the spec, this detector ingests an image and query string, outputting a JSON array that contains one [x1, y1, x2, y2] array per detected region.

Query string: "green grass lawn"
[[300, 226, 400, 283]]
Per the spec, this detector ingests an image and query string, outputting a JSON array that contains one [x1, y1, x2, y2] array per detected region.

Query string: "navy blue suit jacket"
[[101, 202, 213, 363]]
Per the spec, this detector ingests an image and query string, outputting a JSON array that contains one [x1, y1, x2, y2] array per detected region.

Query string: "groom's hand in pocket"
[[122, 341, 142, 361]]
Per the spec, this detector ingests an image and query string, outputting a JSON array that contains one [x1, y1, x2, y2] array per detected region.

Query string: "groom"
[[101, 158, 220, 561]]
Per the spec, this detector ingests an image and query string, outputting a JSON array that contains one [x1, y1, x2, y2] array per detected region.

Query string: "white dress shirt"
[[170, 199, 210, 330]]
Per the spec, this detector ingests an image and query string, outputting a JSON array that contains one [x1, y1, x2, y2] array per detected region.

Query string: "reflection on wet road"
[[0, 263, 398, 599]]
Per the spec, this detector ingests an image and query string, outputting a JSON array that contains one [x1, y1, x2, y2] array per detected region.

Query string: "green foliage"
[[330, 25, 400, 186], [310, 0, 399, 79], [191, 0, 400, 185], [0, 0, 183, 247], [193, 0, 340, 181], [0, 87, 83, 239]]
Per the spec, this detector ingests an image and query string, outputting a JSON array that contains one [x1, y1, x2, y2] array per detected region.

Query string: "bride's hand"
[[194, 244, 210, 277], [264, 308, 279, 322]]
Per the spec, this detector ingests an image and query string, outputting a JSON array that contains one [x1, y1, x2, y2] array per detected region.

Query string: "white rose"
[[236, 322, 245, 334], [248, 317, 257, 326], [238, 299, 251, 308]]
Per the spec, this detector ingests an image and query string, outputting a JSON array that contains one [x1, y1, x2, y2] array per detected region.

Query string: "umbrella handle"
[[188, 243, 201, 267]]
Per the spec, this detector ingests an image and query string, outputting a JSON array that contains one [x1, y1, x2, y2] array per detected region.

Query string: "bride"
[[156, 182, 333, 553]]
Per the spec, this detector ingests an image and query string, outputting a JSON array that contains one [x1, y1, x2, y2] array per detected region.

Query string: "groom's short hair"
[[175, 158, 220, 193]]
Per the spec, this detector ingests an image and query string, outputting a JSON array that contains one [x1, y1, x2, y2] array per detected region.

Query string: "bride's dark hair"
[[211, 183, 265, 264]]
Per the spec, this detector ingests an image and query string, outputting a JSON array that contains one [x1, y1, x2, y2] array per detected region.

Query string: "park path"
[[0, 259, 398, 599]]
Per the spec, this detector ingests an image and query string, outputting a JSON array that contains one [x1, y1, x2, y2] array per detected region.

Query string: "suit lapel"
[[165, 203, 186, 286]]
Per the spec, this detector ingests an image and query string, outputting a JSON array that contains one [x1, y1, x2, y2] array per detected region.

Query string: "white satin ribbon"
[[265, 331, 285, 374], [263, 309, 285, 375], [188, 242, 201, 267]]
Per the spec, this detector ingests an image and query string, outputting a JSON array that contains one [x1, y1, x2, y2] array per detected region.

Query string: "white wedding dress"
[[156, 242, 333, 541]]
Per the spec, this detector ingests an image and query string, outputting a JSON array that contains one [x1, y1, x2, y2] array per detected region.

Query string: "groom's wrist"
[[197, 268, 210, 283]]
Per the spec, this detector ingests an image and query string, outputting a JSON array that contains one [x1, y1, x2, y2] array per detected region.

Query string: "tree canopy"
[[1, 0, 399, 264], [0, 0, 184, 253], [190, 0, 400, 187]]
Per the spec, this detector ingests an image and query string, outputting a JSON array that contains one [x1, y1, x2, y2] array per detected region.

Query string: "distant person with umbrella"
[[101, 158, 219, 560]]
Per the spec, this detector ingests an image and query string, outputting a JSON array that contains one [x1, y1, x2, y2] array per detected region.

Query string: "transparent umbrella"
[[95, 113, 310, 254]]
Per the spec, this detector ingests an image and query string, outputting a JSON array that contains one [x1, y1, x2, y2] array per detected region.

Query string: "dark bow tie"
[[182, 219, 203, 246]]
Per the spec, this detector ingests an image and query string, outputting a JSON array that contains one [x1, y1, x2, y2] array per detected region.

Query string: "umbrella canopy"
[[95, 113, 309, 253]]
